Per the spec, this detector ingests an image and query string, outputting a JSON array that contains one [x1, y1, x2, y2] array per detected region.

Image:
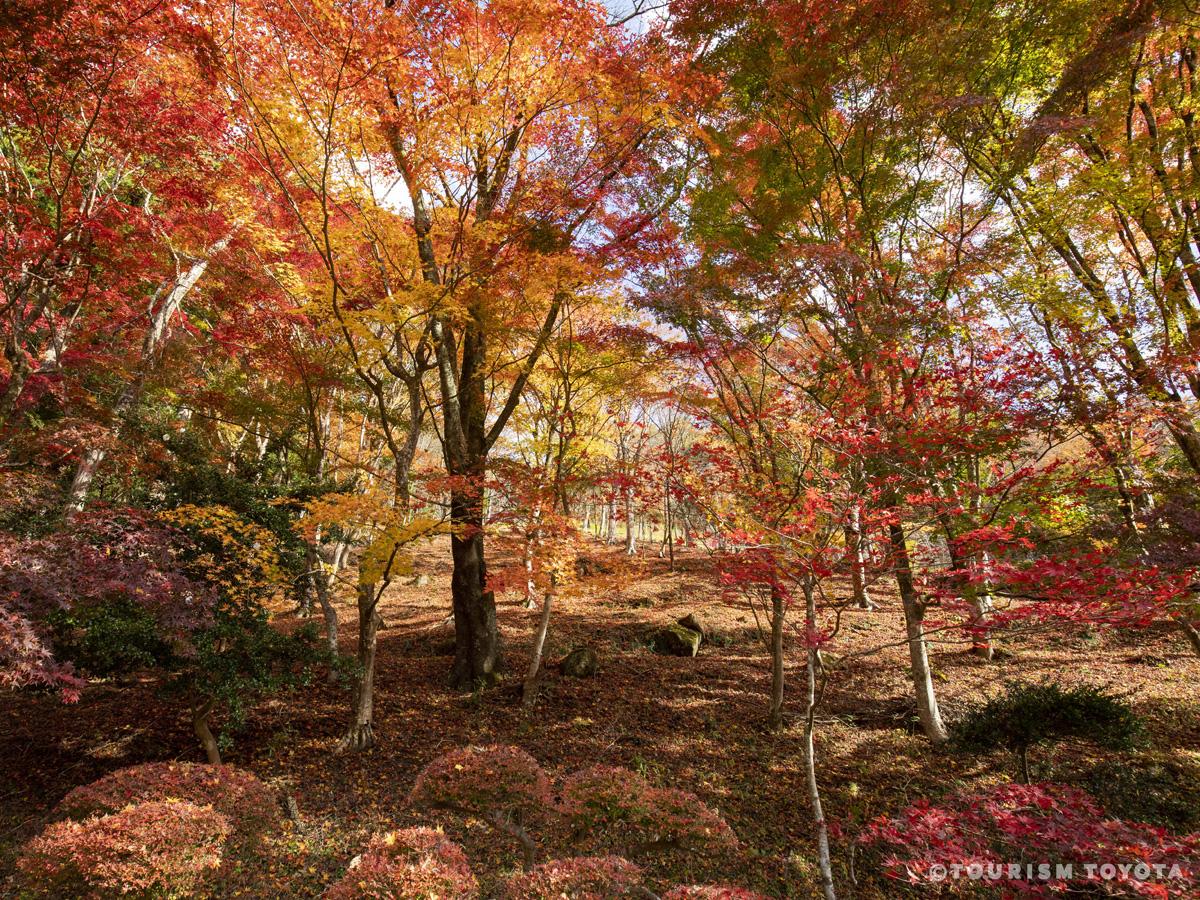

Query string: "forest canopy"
[[2, 0, 1199, 897]]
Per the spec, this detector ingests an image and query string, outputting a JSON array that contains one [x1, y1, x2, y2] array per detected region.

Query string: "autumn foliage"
[[54, 762, 280, 845], [324, 827, 478, 900], [557, 765, 738, 858], [15, 800, 231, 899], [409, 745, 551, 822], [859, 783, 1200, 898], [500, 855, 643, 900], [6, 0, 1200, 897]]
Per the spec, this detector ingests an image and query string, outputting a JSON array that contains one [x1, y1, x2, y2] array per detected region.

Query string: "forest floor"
[[2, 537, 1198, 897]]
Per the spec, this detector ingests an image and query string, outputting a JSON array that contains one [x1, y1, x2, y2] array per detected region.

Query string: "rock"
[[648, 624, 702, 657], [408, 573, 431, 587], [575, 556, 613, 578], [561, 647, 599, 677], [677, 612, 707, 640]]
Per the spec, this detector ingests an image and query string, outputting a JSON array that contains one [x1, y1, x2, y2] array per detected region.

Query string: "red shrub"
[[663, 888, 769, 899], [501, 855, 643, 899], [15, 800, 231, 898], [859, 782, 1200, 898], [409, 745, 550, 820], [644, 787, 738, 853], [557, 766, 737, 857], [324, 827, 478, 900], [55, 762, 280, 843], [557, 766, 652, 833]]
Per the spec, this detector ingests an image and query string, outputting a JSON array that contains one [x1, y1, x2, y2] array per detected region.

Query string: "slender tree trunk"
[[944, 526, 995, 660], [340, 582, 381, 751], [664, 479, 675, 570], [605, 495, 616, 544], [522, 513, 541, 610], [192, 698, 221, 765], [306, 543, 340, 679], [888, 521, 948, 742], [802, 578, 837, 900], [768, 584, 786, 730], [623, 486, 637, 556], [65, 236, 232, 514], [846, 503, 874, 610], [522, 581, 554, 710]]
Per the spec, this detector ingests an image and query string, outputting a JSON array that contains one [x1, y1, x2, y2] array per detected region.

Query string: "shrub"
[[501, 856, 643, 899], [663, 888, 769, 900], [325, 827, 478, 900], [858, 782, 1200, 898], [410, 745, 550, 869], [0, 506, 320, 760], [557, 766, 737, 857], [952, 682, 1144, 781], [47, 598, 171, 676], [15, 800, 231, 898], [410, 745, 551, 820], [645, 787, 739, 854], [55, 762, 280, 844], [557, 766, 653, 835]]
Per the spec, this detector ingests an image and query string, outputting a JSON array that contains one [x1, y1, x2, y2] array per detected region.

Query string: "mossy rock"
[[677, 612, 708, 639], [647, 624, 702, 657], [561, 647, 600, 677]]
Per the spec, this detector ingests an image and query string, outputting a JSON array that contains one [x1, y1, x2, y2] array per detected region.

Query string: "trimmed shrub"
[[557, 766, 653, 835], [557, 766, 737, 857], [645, 787, 739, 853], [858, 782, 1200, 898], [325, 827, 478, 900], [55, 762, 280, 844], [663, 888, 770, 900], [952, 682, 1144, 782], [15, 800, 231, 898], [501, 856, 643, 899], [410, 745, 551, 819]]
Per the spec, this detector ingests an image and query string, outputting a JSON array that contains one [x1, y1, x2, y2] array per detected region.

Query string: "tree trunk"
[[623, 486, 637, 556], [340, 582, 381, 751], [605, 495, 616, 544], [664, 479, 675, 570], [448, 491, 500, 689], [65, 235, 231, 514], [965, 577, 996, 660], [522, 515, 541, 610], [767, 584, 786, 730], [192, 699, 221, 765], [522, 582, 554, 710], [306, 543, 340, 680], [802, 578, 837, 900], [846, 503, 874, 610], [944, 526, 995, 660], [888, 521, 948, 742]]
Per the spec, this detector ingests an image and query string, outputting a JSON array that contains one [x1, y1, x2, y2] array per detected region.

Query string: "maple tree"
[[214, 0, 673, 695]]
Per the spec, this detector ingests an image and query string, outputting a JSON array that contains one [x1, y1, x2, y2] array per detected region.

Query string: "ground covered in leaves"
[[2, 539, 1198, 897]]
